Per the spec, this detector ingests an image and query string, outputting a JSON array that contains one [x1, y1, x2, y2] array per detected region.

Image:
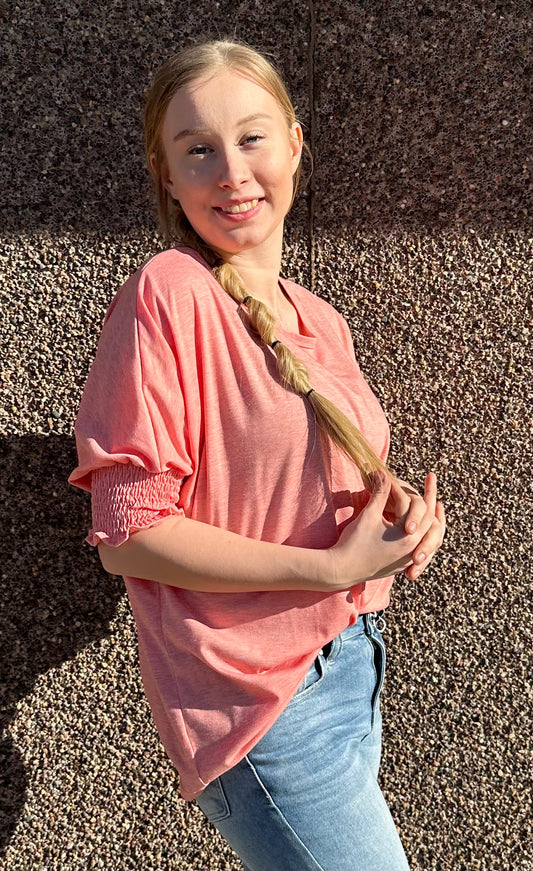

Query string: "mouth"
[[216, 198, 261, 214]]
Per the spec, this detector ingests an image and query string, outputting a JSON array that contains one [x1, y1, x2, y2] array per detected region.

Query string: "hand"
[[327, 472, 445, 588], [383, 472, 446, 580]]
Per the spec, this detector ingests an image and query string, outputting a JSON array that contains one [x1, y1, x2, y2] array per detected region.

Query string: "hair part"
[[144, 40, 390, 488]]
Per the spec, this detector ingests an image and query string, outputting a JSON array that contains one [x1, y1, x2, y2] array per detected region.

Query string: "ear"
[[150, 151, 176, 196], [289, 122, 304, 171]]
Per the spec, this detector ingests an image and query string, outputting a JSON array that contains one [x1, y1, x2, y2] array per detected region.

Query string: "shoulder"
[[137, 247, 217, 303], [106, 247, 219, 323], [138, 246, 212, 282]]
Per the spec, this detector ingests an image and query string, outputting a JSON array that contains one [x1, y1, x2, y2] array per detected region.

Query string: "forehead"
[[161, 70, 286, 137]]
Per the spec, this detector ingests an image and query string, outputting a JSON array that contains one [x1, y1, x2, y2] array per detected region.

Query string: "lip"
[[213, 197, 265, 222]]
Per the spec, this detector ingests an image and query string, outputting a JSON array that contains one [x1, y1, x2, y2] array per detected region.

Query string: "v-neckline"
[[277, 277, 317, 349]]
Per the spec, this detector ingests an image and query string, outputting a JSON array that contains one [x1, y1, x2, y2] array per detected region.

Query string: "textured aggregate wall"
[[1, 1, 531, 869]]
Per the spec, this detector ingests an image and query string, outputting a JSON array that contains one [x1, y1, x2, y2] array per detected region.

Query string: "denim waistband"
[[363, 609, 387, 632], [321, 609, 387, 660]]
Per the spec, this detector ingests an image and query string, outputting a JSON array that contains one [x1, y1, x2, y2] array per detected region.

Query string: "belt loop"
[[367, 610, 387, 632], [374, 610, 387, 632]]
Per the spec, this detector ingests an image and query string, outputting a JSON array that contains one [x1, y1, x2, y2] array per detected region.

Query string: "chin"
[[206, 234, 269, 258]]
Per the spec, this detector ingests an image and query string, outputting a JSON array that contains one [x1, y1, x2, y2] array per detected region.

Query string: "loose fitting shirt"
[[69, 247, 393, 799]]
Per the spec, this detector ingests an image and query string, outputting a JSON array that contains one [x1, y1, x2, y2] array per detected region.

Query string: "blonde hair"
[[144, 40, 389, 488]]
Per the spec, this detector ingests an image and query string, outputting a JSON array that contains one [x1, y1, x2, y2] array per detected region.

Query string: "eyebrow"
[[172, 113, 273, 142]]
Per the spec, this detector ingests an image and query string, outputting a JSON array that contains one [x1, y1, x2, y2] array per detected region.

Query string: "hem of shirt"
[[176, 628, 358, 801], [86, 515, 174, 548]]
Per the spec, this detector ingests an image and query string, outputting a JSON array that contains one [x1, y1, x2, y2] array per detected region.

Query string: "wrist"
[[304, 545, 353, 593]]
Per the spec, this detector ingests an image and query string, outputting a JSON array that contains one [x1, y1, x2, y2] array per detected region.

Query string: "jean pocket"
[[196, 777, 231, 822], [289, 650, 328, 705]]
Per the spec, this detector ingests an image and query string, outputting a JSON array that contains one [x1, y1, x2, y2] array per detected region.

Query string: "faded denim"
[[196, 613, 410, 871]]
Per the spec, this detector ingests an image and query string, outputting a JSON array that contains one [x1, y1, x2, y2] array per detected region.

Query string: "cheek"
[[260, 154, 296, 194], [171, 170, 209, 207]]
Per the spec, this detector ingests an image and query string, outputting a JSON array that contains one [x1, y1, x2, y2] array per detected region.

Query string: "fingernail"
[[407, 522, 417, 534], [416, 552, 426, 564], [412, 569, 420, 579]]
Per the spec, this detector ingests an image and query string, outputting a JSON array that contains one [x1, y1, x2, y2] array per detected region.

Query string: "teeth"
[[222, 199, 259, 214]]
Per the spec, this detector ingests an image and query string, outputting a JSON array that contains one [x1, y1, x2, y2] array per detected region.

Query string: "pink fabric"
[[89, 464, 184, 546], [69, 247, 394, 799]]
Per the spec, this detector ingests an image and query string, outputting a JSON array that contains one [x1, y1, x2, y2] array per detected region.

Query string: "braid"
[[168, 211, 388, 488], [212, 261, 389, 489]]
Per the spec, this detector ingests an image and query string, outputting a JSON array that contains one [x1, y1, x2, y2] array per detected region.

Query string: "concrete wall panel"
[[1, 2, 531, 869]]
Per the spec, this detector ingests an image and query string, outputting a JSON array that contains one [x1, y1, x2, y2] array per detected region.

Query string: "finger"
[[404, 554, 433, 580], [420, 502, 446, 552], [405, 498, 445, 579], [412, 513, 445, 568], [367, 471, 393, 514], [405, 472, 438, 535], [435, 500, 446, 533], [402, 477, 430, 535], [385, 477, 422, 530], [423, 472, 438, 516], [386, 477, 411, 520]]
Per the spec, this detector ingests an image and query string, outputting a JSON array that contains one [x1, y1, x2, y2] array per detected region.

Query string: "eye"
[[187, 144, 212, 156], [241, 133, 264, 146]]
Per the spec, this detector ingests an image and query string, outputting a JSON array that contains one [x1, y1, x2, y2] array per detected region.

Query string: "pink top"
[[69, 247, 394, 800]]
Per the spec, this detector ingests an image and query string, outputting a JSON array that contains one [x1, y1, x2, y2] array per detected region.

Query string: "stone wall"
[[1, 2, 531, 869]]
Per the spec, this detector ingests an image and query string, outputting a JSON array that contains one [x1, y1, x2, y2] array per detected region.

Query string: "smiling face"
[[157, 70, 303, 263]]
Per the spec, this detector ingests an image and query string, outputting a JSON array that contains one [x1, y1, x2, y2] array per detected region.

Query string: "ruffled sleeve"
[[87, 464, 184, 547], [69, 252, 201, 542]]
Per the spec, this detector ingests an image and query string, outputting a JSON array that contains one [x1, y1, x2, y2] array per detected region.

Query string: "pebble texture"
[[1, 1, 531, 870]]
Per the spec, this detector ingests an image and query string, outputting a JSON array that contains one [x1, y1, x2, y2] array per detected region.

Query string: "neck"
[[231, 259, 282, 311], [226, 250, 301, 333], [216, 234, 285, 317]]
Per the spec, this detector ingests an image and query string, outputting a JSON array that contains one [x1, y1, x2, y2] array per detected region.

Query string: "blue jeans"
[[196, 613, 410, 871]]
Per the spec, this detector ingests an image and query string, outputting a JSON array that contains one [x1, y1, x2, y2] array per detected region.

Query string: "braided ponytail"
[[144, 40, 391, 490], [212, 262, 389, 489]]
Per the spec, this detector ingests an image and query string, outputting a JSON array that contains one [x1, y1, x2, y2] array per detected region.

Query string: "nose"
[[217, 146, 250, 190]]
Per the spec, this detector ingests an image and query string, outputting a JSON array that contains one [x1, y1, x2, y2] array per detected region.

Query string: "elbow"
[[96, 527, 154, 579], [95, 517, 183, 584], [97, 540, 126, 576]]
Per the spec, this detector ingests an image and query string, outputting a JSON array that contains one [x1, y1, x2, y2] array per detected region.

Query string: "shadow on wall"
[[0, 2, 530, 238], [0, 434, 123, 853], [311, 1, 531, 232]]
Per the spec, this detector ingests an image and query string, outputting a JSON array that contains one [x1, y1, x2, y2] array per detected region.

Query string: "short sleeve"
[[68, 258, 196, 495]]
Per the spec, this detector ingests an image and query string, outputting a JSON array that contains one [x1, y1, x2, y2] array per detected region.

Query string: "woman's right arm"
[[98, 473, 445, 592]]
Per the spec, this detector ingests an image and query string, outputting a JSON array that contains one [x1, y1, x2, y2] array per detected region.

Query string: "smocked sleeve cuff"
[[88, 464, 185, 547]]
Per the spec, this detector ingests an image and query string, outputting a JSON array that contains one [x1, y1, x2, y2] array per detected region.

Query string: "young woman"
[[70, 40, 445, 871]]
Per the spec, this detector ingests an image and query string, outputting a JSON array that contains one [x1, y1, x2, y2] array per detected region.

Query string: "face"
[[157, 70, 303, 262]]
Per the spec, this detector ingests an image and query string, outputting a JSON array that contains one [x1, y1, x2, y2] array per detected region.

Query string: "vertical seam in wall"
[[308, 0, 317, 295]]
